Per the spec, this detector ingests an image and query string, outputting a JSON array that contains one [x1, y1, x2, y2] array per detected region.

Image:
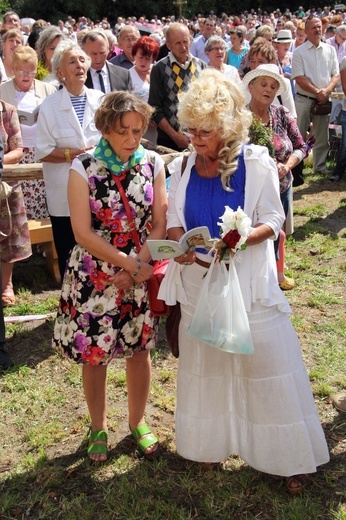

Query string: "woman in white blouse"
[[35, 41, 103, 279]]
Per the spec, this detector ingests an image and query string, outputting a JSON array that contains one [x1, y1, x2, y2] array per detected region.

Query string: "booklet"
[[147, 226, 212, 260], [17, 105, 40, 126]]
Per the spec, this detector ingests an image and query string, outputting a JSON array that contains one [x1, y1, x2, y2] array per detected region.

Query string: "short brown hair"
[[94, 92, 153, 135], [248, 39, 277, 63]]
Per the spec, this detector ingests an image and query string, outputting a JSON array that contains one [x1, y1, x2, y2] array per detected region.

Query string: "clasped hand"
[[316, 88, 329, 103], [110, 261, 153, 290]]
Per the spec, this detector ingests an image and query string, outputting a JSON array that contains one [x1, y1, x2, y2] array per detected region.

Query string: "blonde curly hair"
[[177, 69, 252, 190]]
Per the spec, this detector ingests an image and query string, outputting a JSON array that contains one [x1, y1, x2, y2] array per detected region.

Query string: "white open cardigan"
[[158, 144, 291, 313]]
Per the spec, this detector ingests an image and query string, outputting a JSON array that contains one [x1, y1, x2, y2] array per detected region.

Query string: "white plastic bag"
[[188, 256, 254, 354]]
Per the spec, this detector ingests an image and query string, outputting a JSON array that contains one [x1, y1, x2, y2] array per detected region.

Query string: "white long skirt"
[[175, 263, 330, 476]]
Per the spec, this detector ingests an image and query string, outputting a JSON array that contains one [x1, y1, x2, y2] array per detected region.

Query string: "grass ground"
[[0, 169, 345, 519]]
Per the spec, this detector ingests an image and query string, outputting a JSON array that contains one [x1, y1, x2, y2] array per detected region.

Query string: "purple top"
[[269, 104, 305, 193]]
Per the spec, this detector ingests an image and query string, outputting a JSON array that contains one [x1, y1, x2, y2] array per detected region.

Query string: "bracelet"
[[131, 258, 142, 278], [64, 148, 72, 163]]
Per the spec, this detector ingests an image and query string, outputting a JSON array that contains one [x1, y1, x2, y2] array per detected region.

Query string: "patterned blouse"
[[269, 104, 305, 193], [0, 100, 22, 155]]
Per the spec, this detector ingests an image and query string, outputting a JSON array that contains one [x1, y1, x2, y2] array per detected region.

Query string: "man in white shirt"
[[292, 16, 339, 174], [190, 18, 215, 64], [82, 31, 132, 93]]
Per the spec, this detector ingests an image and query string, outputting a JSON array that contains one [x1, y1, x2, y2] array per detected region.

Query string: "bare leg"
[[126, 350, 157, 455], [1, 261, 14, 298], [82, 364, 108, 461]]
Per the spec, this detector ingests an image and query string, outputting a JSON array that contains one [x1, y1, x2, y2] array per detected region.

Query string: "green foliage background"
[[1, 0, 304, 24]]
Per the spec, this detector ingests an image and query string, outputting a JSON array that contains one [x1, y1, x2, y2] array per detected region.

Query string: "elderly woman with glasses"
[[0, 46, 56, 220], [159, 68, 329, 494], [204, 36, 240, 83]]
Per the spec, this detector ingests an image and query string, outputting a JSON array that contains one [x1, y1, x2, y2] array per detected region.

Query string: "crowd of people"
[[0, 5, 345, 496]]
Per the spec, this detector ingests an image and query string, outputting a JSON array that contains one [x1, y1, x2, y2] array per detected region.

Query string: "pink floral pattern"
[[0, 101, 31, 262]]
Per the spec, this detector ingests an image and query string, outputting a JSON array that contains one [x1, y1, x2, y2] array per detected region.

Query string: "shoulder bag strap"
[[112, 174, 141, 253]]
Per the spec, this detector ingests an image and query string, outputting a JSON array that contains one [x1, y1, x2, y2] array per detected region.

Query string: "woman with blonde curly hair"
[[159, 68, 329, 494]]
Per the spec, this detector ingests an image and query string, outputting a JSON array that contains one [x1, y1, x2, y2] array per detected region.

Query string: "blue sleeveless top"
[[185, 152, 246, 238]]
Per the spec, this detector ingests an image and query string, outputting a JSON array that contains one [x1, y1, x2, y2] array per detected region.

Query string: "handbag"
[[147, 258, 170, 316], [165, 302, 181, 358], [0, 181, 12, 200], [188, 256, 254, 354], [112, 174, 170, 317], [310, 100, 332, 116], [0, 181, 13, 242]]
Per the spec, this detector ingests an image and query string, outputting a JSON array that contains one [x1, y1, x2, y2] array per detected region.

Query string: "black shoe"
[[0, 348, 14, 370], [329, 174, 342, 182]]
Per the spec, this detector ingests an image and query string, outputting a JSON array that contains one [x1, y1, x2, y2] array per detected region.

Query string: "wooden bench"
[[3, 163, 61, 283], [27, 219, 60, 283]]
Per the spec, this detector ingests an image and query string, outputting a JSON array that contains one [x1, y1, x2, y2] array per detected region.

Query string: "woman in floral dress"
[[0, 100, 31, 307], [52, 92, 167, 462]]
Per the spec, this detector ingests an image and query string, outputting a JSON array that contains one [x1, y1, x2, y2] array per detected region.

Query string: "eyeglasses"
[[209, 47, 226, 52], [122, 36, 138, 42], [15, 70, 36, 76], [183, 130, 217, 140]]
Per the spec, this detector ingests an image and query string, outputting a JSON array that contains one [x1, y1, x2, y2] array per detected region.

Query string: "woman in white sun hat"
[[243, 63, 305, 291]]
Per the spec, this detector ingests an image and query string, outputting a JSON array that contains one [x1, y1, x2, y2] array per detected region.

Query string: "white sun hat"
[[274, 29, 293, 43], [242, 63, 286, 96]]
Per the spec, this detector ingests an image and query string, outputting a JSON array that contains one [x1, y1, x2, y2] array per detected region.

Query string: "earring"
[[61, 77, 66, 81]]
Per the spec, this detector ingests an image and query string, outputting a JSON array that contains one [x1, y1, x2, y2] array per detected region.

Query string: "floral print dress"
[[0, 101, 32, 263], [52, 153, 158, 365]]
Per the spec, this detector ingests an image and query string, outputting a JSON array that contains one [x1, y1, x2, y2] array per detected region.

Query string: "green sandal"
[[87, 429, 108, 462], [131, 423, 159, 461]]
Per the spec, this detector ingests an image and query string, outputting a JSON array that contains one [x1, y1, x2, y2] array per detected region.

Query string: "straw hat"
[[242, 64, 286, 95], [274, 29, 293, 43]]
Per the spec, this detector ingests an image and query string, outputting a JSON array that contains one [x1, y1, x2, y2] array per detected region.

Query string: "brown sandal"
[[286, 474, 310, 495]]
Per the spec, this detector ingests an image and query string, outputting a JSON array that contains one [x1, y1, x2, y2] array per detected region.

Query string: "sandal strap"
[[89, 429, 108, 443], [87, 442, 108, 455], [131, 423, 152, 440], [87, 429, 108, 455], [131, 424, 158, 452]]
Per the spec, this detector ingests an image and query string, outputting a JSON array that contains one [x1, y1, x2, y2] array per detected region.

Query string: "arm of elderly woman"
[[3, 146, 23, 164], [40, 146, 94, 163], [1, 105, 23, 164], [68, 166, 167, 290], [275, 107, 305, 178]]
